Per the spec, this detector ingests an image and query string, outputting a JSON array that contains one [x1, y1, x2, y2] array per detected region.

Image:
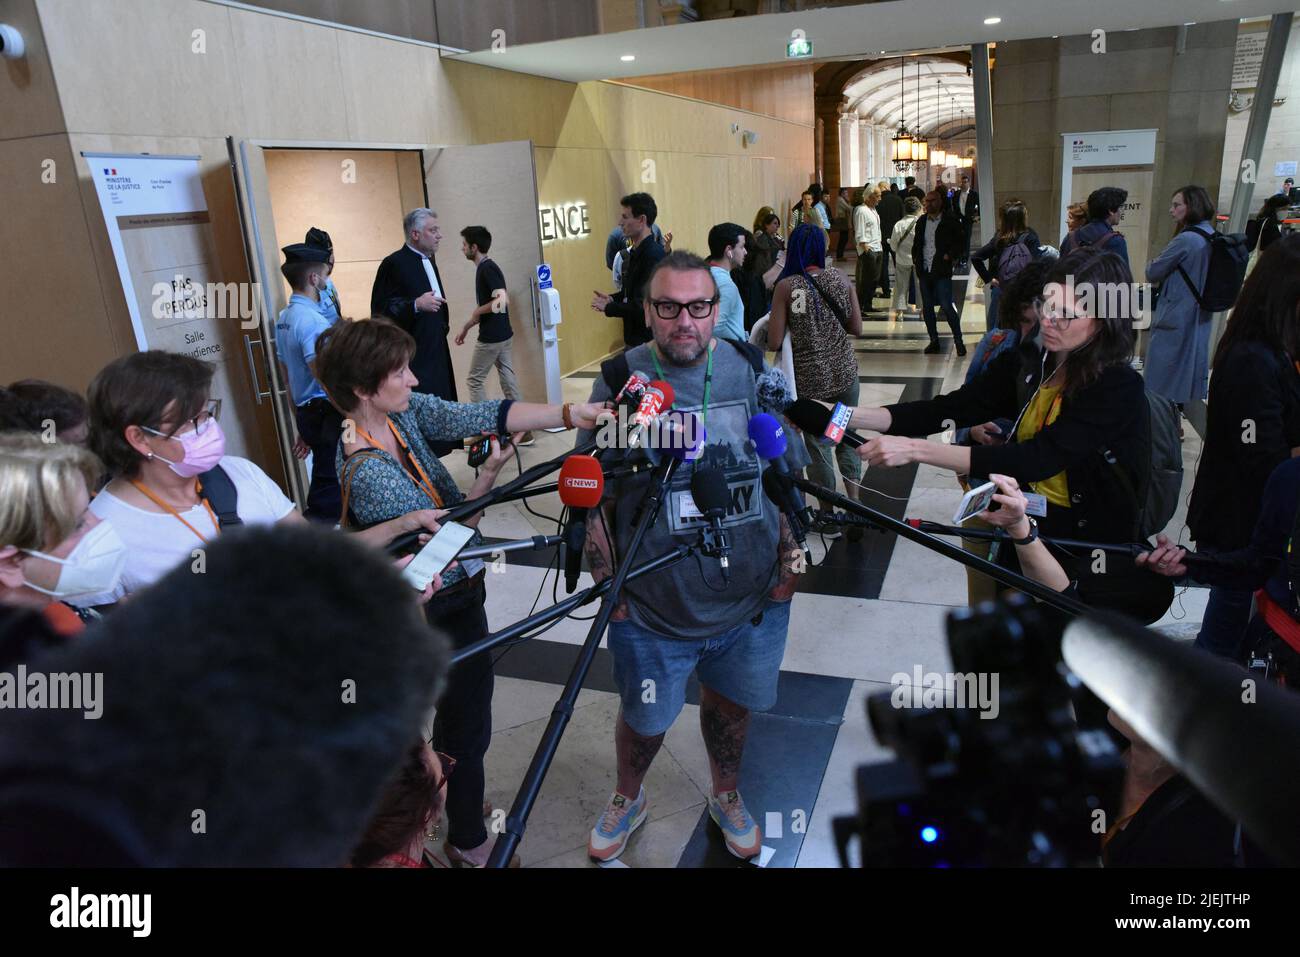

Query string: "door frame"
[[231, 137, 545, 507]]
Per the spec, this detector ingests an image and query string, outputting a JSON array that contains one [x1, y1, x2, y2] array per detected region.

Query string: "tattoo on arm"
[[777, 514, 799, 580], [583, 506, 615, 582]]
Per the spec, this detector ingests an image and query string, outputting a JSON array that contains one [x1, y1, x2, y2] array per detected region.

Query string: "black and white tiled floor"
[[431, 267, 1210, 868]]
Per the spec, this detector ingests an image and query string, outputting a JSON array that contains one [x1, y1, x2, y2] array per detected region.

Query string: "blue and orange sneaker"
[[708, 789, 762, 859], [588, 787, 648, 862]]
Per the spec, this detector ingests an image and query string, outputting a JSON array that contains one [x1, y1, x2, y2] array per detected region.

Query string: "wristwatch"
[[1010, 518, 1039, 546]]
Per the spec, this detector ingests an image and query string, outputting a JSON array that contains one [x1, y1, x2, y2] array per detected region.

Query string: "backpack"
[[1102, 390, 1183, 540], [996, 233, 1033, 284], [1176, 225, 1250, 312], [196, 465, 244, 532], [600, 338, 765, 398], [1075, 228, 1122, 252]]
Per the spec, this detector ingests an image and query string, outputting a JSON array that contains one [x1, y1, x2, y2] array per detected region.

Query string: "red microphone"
[[558, 454, 605, 592], [628, 380, 674, 448], [614, 370, 651, 408]]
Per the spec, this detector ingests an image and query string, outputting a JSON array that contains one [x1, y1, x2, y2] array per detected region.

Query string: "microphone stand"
[[440, 435, 601, 524], [449, 543, 692, 663], [487, 454, 681, 868], [902, 519, 1148, 557], [790, 476, 1093, 617]]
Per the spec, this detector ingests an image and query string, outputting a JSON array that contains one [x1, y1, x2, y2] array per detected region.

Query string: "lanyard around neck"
[[130, 478, 220, 542], [356, 419, 444, 508], [649, 340, 713, 429]]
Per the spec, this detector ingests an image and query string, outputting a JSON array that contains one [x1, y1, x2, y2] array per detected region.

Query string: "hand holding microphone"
[[627, 380, 675, 448]]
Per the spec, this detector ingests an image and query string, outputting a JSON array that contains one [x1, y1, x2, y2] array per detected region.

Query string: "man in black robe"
[[370, 208, 460, 455]]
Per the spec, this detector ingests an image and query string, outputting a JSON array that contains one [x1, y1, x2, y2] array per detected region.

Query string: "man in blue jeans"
[[911, 189, 967, 356], [578, 251, 804, 862]]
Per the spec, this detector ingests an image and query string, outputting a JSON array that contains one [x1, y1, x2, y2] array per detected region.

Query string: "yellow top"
[[1015, 385, 1069, 508]]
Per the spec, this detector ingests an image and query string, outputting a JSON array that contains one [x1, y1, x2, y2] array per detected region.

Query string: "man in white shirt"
[[853, 188, 883, 312]]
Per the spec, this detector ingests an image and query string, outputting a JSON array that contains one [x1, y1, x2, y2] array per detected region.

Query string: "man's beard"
[[658, 333, 707, 365]]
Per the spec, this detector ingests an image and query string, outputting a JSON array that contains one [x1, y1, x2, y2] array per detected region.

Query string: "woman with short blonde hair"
[[0, 432, 121, 636]]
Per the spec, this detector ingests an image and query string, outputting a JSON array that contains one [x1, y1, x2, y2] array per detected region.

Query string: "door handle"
[[243, 335, 273, 405]]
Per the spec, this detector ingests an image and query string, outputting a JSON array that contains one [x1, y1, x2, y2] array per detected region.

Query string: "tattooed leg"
[[699, 684, 752, 794], [615, 709, 664, 797]]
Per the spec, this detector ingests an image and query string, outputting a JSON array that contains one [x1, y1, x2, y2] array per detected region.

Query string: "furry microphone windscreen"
[[0, 524, 449, 867]]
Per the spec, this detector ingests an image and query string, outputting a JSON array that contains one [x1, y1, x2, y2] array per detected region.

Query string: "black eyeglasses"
[[649, 297, 718, 320], [1032, 298, 1083, 328]]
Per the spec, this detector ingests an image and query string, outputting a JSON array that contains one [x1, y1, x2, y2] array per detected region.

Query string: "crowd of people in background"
[[1, 167, 1298, 870]]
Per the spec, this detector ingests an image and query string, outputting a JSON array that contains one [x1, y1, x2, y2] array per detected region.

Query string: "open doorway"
[[232, 140, 546, 506]]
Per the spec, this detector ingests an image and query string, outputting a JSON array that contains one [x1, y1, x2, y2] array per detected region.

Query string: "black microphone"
[[690, 466, 731, 583], [785, 398, 867, 449], [749, 413, 811, 560]]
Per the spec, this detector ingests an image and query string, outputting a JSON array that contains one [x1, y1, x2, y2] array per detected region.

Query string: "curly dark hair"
[[996, 259, 1053, 331]]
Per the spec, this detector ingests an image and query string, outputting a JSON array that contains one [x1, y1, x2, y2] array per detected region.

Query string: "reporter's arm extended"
[[977, 474, 1070, 592]]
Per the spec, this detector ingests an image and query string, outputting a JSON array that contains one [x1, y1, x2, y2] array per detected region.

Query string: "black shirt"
[[604, 233, 665, 348], [474, 258, 512, 343]]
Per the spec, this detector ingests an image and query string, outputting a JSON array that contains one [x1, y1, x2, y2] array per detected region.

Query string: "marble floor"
[[426, 262, 1208, 868]]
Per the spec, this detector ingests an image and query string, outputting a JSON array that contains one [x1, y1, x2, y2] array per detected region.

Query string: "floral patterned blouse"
[[337, 393, 513, 589]]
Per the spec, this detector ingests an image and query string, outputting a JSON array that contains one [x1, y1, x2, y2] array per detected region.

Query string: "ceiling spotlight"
[[983, 17, 1001, 25], [620, 54, 636, 62]]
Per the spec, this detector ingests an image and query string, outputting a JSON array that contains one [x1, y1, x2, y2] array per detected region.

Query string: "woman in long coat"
[[1144, 186, 1217, 412]]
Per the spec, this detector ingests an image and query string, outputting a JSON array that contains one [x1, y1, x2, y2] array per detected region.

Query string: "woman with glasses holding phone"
[[841, 247, 1170, 621]]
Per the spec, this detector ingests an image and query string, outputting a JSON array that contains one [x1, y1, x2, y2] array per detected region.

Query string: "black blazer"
[[886, 336, 1149, 544], [950, 188, 979, 222], [370, 246, 458, 404], [911, 212, 966, 280], [1187, 340, 1300, 550], [877, 191, 904, 238], [605, 234, 665, 347]]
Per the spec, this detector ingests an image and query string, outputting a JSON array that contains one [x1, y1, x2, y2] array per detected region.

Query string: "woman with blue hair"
[[765, 224, 864, 538]]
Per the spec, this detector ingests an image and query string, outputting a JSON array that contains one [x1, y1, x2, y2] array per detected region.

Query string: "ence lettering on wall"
[[539, 202, 591, 243]]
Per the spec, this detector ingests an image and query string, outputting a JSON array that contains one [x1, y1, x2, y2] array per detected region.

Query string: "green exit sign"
[[787, 37, 813, 59]]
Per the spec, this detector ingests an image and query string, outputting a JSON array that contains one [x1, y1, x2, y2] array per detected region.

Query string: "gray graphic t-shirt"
[[578, 341, 806, 639]]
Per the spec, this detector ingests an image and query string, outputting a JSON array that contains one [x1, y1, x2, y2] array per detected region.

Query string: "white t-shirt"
[[75, 456, 295, 605]]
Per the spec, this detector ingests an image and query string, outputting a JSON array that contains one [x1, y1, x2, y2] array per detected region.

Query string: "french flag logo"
[[103, 168, 117, 175]]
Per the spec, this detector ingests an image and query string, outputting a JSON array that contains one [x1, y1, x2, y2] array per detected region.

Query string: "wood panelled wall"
[[615, 63, 817, 127]]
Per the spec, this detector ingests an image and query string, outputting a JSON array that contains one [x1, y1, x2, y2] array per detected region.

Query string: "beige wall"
[[0, 0, 811, 481], [992, 23, 1238, 269], [615, 63, 817, 127]]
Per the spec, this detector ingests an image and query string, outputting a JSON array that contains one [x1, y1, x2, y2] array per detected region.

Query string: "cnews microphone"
[[785, 398, 867, 449], [628, 380, 675, 448], [690, 466, 731, 583], [558, 454, 606, 593], [748, 413, 811, 559]]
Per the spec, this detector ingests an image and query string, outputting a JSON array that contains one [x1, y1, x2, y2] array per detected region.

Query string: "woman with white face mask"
[[0, 433, 123, 640]]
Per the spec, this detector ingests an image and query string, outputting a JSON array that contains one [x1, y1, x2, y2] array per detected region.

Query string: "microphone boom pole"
[[487, 455, 681, 867], [790, 475, 1093, 617]]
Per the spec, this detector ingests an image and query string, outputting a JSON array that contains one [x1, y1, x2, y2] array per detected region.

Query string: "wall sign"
[[1058, 129, 1157, 243], [539, 202, 591, 242], [1232, 31, 1268, 90]]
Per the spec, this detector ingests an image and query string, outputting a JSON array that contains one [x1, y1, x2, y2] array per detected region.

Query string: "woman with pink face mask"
[[78, 351, 303, 605]]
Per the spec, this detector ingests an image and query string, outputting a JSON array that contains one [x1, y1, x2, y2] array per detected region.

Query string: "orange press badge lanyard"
[[357, 420, 444, 508], [130, 479, 220, 542]]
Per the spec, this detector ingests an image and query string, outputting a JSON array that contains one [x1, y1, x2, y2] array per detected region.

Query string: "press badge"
[[1023, 492, 1048, 517], [679, 493, 702, 520]]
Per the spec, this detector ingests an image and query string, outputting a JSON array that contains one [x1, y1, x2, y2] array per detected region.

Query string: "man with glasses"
[[576, 251, 806, 863], [591, 192, 665, 349], [276, 243, 342, 522]]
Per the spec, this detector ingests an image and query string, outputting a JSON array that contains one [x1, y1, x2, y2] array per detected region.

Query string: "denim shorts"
[[605, 598, 791, 736]]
